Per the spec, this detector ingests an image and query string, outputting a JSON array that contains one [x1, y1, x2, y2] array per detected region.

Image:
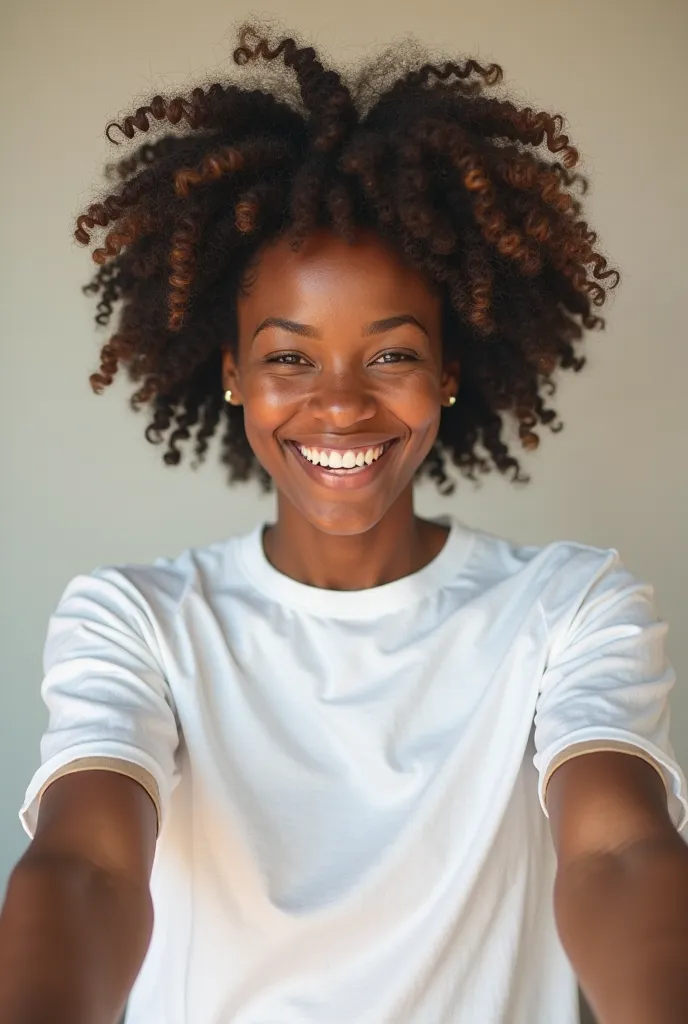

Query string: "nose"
[[307, 377, 378, 427]]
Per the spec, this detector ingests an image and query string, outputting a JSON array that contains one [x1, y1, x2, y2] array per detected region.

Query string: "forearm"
[[0, 849, 153, 1024], [555, 834, 688, 1024]]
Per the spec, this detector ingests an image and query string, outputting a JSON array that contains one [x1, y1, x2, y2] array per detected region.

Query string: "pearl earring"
[[224, 389, 232, 403], [448, 395, 456, 406]]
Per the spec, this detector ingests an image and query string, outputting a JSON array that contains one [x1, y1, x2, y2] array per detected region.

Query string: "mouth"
[[283, 438, 400, 490]]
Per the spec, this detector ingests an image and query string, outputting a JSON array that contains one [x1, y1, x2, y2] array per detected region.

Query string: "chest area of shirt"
[[166, 589, 546, 783], [162, 591, 547, 910]]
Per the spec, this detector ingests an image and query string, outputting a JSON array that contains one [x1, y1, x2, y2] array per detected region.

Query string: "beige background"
[[2, 4, 686, 1018]]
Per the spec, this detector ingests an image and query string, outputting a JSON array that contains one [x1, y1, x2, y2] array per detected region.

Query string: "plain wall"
[[2, 0, 686, 938]]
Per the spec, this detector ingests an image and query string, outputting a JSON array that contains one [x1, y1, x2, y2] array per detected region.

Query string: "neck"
[[262, 492, 449, 591]]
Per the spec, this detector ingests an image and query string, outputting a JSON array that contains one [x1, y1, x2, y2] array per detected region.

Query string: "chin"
[[285, 498, 393, 538]]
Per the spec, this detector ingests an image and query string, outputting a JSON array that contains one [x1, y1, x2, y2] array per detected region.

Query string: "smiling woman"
[[221, 227, 459, 552], [2, 19, 687, 1024]]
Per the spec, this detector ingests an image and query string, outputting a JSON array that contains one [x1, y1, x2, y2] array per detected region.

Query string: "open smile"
[[284, 439, 400, 490]]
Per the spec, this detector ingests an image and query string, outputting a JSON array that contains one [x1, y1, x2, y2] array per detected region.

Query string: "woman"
[[1, 22, 686, 1024]]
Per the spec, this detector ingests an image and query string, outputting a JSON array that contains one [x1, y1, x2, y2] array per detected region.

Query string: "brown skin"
[[0, 769, 157, 1024], [1, 228, 686, 1023], [222, 227, 459, 590], [548, 752, 688, 1024]]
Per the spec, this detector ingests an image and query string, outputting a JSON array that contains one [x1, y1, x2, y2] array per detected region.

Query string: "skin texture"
[[222, 226, 459, 590], [547, 752, 688, 1024], [0, 771, 157, 1024]]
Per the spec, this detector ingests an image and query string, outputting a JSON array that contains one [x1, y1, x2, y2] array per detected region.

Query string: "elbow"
[[12, 847, 154, 971], [553, 834, 688, 962]]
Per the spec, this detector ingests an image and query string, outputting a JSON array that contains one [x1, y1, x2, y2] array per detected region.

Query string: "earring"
[[448, 395, 456, 406], [224, 389, 233, 403]]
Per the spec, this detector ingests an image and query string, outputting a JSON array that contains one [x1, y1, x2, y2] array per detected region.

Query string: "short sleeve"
[[533, 547, 688, 831], [19, 566, 181, 839]]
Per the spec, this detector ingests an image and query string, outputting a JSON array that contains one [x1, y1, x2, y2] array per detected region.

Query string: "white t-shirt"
[[20, 514, 688, 1024]]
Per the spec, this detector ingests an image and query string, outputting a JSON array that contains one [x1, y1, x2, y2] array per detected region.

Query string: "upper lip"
[[286, 437, 399, 451]]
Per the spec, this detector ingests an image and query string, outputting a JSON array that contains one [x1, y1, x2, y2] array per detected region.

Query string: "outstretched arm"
[[548, 750, 688, 1024], [0, 768, 157, 1024]]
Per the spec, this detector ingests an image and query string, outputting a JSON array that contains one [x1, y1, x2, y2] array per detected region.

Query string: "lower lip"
[[285, 440, 399, 490]]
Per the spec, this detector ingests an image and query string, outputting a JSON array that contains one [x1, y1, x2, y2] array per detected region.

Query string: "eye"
[[265, 352, 309, 365], [373, 351, 420, 364]]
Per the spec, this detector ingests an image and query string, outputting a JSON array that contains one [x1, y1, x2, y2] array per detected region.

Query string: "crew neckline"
[[235, 514, 474, 618]]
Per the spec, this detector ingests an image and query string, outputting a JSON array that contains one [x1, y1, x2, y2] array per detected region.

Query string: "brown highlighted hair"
[[77, 21, 619, 494]]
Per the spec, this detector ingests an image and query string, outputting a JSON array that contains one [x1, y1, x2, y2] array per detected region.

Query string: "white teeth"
[[297, 443, 389, 468]]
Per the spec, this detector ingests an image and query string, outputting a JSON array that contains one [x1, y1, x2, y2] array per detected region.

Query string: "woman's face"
[[223, 227, 458, 536]]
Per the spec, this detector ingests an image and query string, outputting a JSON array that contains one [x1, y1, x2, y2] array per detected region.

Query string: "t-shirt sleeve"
[[19, 565, 181, 840], [533, 546, 688, 831]]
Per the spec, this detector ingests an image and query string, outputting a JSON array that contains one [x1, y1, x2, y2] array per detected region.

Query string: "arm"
[[547, 750, 688, 1024], [0, 768, 157, 1024]]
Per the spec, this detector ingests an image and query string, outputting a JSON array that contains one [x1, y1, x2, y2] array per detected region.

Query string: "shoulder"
[[461, 522, 646, 624], [54, 530, 246, 630], [465, 521, 621, 585]]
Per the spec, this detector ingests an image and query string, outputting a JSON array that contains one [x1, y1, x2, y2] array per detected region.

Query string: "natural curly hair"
[[77, 20, 620, 495]]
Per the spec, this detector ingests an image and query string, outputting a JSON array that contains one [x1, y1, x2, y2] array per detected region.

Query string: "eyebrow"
[[251, 314, 430, 341]]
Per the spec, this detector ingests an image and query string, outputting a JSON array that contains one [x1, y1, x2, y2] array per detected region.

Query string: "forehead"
[[239, 228, 441, 310]]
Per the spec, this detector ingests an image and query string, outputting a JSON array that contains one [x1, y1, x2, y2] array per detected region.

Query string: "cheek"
[[240, 382, 293, 462], [413, 406, 443, 461], [388, 378, 442, 434], [242, 378, 291, 423]]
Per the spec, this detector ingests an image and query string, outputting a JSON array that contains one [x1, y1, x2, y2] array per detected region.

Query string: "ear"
[[221, 348, 243, 403], [441, 360, 460, 405]]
